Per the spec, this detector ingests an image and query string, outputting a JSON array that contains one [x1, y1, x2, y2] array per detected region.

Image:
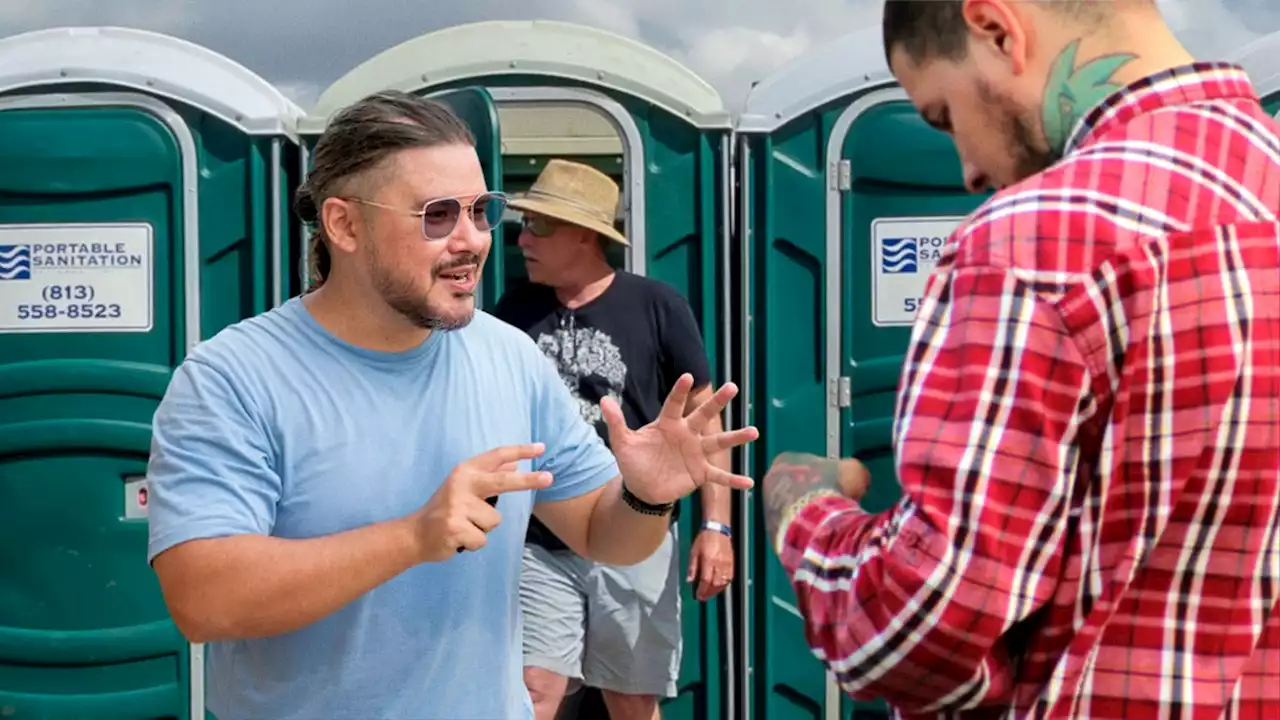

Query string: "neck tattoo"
[[1041, 39, 1138, 156]]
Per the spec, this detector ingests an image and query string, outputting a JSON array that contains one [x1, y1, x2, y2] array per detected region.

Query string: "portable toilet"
[[1228, 30, 1280, 117], [733, 26, 987, 720], [0, 25, 304, 719], [300, 19, 735, 719]]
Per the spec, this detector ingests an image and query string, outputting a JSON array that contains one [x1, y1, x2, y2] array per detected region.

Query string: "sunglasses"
[[345, 192, 509, 240], [521, 215, 562, 237]]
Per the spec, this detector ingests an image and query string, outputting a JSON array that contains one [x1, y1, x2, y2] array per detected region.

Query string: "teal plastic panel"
[[838, 100, 987, 719], [661, 128, 730, 720], [743, 115, 835, 720], [840, 100, 986, 514], [0, 97, 296, 719], [0, 105, 190, 720]]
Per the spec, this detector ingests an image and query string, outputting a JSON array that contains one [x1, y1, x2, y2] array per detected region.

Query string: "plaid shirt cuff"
[[777, 493, 868, 571]]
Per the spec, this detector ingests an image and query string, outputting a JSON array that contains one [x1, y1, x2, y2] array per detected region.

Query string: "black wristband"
[[621, 484, 675, 516]]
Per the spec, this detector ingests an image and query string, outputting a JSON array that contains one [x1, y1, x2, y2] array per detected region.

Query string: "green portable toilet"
[[1229, 30, 1280, 116], [0, 25, 304, 719], [734, 26, 987, 720], [301, 19, 735, 719]]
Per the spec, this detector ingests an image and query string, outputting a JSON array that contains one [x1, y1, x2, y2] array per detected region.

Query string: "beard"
[[370, 245, 481, 331], [976, 78, 1057, 186]]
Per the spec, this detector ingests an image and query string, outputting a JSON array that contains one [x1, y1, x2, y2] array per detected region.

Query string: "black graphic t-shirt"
[[492, 270, 712, 552]]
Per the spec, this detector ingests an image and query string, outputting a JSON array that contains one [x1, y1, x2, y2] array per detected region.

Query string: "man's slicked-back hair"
[[882, 0, 970, 68], [882, 0, 1115, 68], [295, 90, 476, 288]]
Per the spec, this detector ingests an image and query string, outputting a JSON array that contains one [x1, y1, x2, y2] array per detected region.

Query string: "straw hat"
[[508, 159, 628, 246]]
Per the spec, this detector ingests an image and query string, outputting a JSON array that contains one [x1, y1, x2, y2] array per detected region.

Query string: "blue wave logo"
[[0, 244, 31, 280], [880, 237, 918, 274]]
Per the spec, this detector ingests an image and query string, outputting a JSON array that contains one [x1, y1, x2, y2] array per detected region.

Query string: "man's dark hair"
[[882, 0, 970, 68], [295, 90, 476, 288], [882, 0, 1115, 68]]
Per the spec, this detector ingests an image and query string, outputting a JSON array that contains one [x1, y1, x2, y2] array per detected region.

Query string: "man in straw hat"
[[494, 159, 734, 720]]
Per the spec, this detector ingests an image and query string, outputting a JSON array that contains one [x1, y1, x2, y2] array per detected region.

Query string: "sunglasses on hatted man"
[[521, 215, 564, 237]]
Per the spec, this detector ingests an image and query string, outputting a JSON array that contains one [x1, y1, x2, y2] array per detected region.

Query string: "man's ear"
[[320, 197, 362, 256], [961, 0, 1030, 75]]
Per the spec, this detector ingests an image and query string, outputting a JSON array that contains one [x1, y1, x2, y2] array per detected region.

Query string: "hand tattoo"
[[1041, 39, 1137, 156], [761, 452, 845, 553]]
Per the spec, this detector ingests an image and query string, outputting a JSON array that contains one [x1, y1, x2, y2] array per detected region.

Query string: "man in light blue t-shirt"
[[144, 90, 758, 720]]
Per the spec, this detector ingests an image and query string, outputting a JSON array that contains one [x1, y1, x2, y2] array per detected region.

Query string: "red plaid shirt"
[[778, 63, 1280, 719]]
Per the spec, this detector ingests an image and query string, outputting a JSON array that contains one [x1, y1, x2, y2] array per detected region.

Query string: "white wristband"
[[702, 520, 732, 538]]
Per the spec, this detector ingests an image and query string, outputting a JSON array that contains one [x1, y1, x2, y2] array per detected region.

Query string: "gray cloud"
[[1, 0, 1277, 112]]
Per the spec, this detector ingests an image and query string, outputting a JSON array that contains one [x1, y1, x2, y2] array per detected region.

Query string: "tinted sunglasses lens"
[[421, 198, 461, 239], [525, 217, 557, 237], [472, 194, 507, 231]]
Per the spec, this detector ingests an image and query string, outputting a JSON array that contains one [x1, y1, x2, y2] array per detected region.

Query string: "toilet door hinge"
[[834, 159, 851, 191], [829, 376, 852, 408]]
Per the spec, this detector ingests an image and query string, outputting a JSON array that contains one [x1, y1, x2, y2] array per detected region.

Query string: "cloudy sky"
[[1, 0, 1277, 112]]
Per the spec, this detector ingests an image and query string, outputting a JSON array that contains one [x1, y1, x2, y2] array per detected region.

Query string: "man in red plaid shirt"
[[762, 1, 1280, 718]]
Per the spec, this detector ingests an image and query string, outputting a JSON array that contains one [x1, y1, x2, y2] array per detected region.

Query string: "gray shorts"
[[519, 526, 682, 698]]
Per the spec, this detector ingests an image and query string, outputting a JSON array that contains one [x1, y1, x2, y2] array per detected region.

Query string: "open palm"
[[600, 374, 759, 505]]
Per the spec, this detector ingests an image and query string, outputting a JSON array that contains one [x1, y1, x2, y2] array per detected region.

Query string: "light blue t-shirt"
[[145, 296, 619, 720]]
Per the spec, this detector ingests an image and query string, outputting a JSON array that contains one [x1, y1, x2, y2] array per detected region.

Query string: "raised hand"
[[410, 443, 552, 561], [600, 373, 759, 506]]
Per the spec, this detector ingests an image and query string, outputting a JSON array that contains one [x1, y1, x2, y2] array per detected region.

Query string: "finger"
[[698, 560, 717, 600], [599, 395, 630, 448], [467, 500, 503, 533], [466, 443, 546, 471], [702, 466, 755, 491], [600, 396, 634, 452], [686, 382, 738, 433], [454, 524, 489, 553], [657, 373, 694, 421], [490, 460, 520, 504], [717, 562, 735, 586], [700, 426, 760, 454], [472, 469, 554, 498], [839, 458, 871, 500], [697, 576, 714, 602], [687, 551, 701, 583]]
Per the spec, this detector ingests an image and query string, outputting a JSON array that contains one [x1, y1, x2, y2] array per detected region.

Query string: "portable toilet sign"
[[1228, 30, 1280, 117], [300, 19, 736, 720], [0, 25, 304, 720], [735, 25, 987, 720]]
